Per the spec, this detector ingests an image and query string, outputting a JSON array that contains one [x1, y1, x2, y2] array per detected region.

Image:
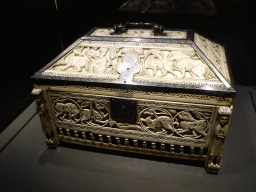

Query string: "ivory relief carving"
[[91, 29, 187, 39], [139, 108, 210, 139], [54, 98, 109, 126], [31, 89, 58, 147], [43, 42, 221, 84], [194, 33, 231, 83], [136, 49, 217, 81], [49, 84, 231, 103], [33, 27, 235, 174], [207, 106, 232, 173], [50, 91, 212, 142]]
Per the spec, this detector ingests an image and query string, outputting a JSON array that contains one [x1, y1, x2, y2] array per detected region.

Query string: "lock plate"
[[110, 98, 137, 124]]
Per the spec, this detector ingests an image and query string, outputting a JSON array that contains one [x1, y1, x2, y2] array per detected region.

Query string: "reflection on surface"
[[117, 0, 216, 15]]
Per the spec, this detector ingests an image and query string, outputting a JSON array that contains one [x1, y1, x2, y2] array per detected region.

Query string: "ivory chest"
[[32, 23, 235, 173]]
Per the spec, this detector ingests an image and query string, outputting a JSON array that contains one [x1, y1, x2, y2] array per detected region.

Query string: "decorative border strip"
[[42, 71, 119, 80], [137, 101, 213, 111], [49, 91, 110, 102], [79, 40, 192, 49], [194, 33, 231, 83], [56, 122, 208, 146], [134, 77, 225, 87], [49, 84, 231, 103], [59, 136, 206, 161]]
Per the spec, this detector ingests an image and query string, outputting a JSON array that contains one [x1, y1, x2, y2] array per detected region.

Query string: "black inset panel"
[[110, 98, 137, 124]]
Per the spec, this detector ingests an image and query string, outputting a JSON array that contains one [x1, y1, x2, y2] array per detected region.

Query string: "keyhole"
[[127, 68, 129, 70]]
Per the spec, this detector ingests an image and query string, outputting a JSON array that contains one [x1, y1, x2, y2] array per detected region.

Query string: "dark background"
[[1, 0, 255, 133]]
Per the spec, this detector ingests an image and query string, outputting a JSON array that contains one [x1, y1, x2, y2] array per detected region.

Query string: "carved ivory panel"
[[91, 29, 187, 39], [49, 90, 215, 147], [194, 33, 231, 83], [32, 28, 235, 174], [42, 40, 224, 87], [32, 86, 234, 173]]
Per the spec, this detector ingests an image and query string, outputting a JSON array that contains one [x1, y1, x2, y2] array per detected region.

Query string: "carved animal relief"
[[42, 41, 222, 85], [33, 28, 235, 174], [50, 91, 211, 141], [52, 96, 109, 127], [139, 49, 217, 80], [139, 108, 210, 139]]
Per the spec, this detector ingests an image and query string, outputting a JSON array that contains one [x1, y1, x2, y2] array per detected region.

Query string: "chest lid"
[[32, 22, 235, 97]]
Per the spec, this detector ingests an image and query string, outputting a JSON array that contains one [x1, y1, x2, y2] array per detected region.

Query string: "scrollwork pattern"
[[137, 101, 213, 111], [49, 84, 231, 103], [139, 107, 210, 139], [80, 40, 192, 48], [51, 93, 109, 126], [50, 91, 212, 144], [42, 40, 223, 85]]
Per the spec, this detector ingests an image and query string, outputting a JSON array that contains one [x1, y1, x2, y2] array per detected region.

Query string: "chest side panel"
[[47, 90, 217, 148]]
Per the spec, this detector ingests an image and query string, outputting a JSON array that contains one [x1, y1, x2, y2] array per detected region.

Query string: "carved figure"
[[144, 50, 167, 76], [109, 121, 143, 131], [81, 102, 109, 125], [146, 54, 171, 76], [55, 101, 80, 121], [117, 47, 144, 62], [144, 50, 212, 79], [141, 108, 174, 134], [143, 116, 174, 134], [209, 116, 229, 163], [207, 106, 232, 172], [84, 47, 109, 73], [170, 54, 211, 79], [92, 103, 109, 122], [47, 45, 219, 81], [174, 111, 208, 138], [35, 98, 46, 115], [54, 47, 88, 72], [32, 89, 58, 147], [179, 120, 207, 137], [108, 47, 120, 71]]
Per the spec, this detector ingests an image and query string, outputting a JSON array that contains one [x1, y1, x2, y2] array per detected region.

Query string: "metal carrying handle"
[[110, 22, 167, 36]]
